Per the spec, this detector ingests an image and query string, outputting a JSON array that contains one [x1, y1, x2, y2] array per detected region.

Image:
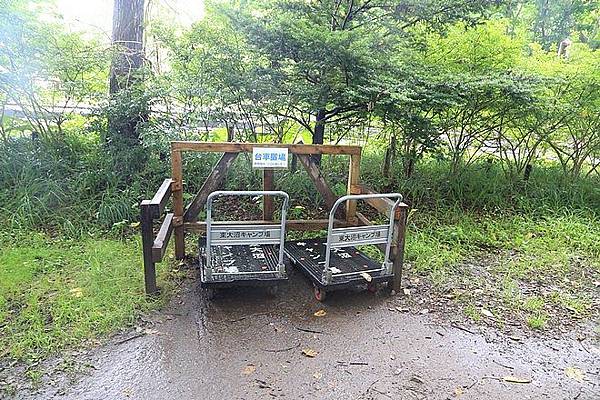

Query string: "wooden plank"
[[263, 169, 274, 220], [152, 213, 174, 262], [171, 147, 185, 260], [149, 178, 173, 219], [171, 141, 361, 155], [183, 152, 239, 222], [296, 154, 344, 218], [346, 152, 361, 223], [355, 211, 371, 226], [357, 184, 406, 219], [140, 201, 158, 295], [185, 219, 353, 233]]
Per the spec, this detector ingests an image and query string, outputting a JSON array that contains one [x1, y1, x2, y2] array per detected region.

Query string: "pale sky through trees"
[[53, 0, 205, 38]]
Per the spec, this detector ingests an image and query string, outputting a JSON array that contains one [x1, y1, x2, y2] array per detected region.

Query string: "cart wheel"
[[381, 282, 393, 296], [313, 286, 327, 302], [267, 285, 279, 296], [367, 282, 378, 294]]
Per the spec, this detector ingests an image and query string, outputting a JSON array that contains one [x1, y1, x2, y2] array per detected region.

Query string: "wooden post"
[[390, 204, 409, 293], [140, 200, 158, 295], [263, 169, 274, 221], [171, 147, 185, 260], [346, 151, 361, 223]]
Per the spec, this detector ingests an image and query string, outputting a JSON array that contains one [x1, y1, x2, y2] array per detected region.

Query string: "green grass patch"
[[0, 233, 169, 362], [405, 208, 599, 329]]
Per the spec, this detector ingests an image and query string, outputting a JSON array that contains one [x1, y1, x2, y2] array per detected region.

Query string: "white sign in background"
[[252, 147, 289, 169]]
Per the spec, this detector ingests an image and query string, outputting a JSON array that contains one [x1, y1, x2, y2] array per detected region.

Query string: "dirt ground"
[[5, 267, 600, 400]]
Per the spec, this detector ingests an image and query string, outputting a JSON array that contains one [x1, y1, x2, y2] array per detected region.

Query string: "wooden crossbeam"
[[183, 152, 238, 222], [149, 178, 173, 219], [357, 184, 407, 219], [171, 141, 361, 155], [152, 213, 174, 262]]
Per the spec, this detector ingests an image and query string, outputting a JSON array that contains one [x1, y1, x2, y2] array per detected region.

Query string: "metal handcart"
[[285, 193, 403, 301], [199, 190, 289, 297]]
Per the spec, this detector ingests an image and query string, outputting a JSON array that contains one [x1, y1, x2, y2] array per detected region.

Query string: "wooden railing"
[[140, 178, 174, 295]]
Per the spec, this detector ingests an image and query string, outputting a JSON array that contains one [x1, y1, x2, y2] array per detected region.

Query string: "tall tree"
[[221, 0, 501, 150], [109, 0, 146, 143]]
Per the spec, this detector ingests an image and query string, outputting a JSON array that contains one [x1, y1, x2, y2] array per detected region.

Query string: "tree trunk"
[[109, 0, 145, 143], [383, 133, 396, 179], [523, 164, 533, 181], [312, 109, 326, 164]]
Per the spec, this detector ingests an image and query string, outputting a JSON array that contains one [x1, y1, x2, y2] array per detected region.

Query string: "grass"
[[404, 208, 599, 329], [0, 232, 170, 362]]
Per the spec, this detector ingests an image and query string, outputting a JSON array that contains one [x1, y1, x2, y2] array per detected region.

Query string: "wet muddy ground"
[[6, 267, 600, 400]]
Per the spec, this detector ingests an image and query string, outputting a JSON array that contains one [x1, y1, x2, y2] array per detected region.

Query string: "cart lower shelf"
[[285, 239, 392, 289], [199, 242, 286, 286]]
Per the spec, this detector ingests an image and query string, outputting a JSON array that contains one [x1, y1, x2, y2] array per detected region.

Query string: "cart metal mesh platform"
[[200, 190, 289, 290], [284, 193, 403, 300], [199, 243, 282, 283], [285, 239, 390, 287]]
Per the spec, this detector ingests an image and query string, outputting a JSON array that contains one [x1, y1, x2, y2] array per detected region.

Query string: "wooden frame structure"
[[140, 141, 409, 295]]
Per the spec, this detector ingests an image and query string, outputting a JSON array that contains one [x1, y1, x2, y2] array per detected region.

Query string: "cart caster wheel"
[[382, 282, 393, 296], [267, 285, 279, 296], [367, 282, 378, 294], [313, 286, 327, 302]]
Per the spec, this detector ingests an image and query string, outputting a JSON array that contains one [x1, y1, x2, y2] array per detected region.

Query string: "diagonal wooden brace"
[[297, 154, 345, 219], [183, 152, 238, 222]]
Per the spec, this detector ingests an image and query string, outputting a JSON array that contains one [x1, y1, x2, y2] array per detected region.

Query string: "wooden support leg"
[[346, 152, 361, 224], [263, 169, 274, 221], [171, 148, 185, 260], [140, 200, 158, 295], [390, 204, 409, 293]]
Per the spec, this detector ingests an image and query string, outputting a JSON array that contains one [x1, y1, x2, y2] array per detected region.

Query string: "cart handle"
[[323, 193, 403, 283], [205, 190, 290, 277]]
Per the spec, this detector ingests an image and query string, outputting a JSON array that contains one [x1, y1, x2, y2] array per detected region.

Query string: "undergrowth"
[[0, 131, 598, 364]]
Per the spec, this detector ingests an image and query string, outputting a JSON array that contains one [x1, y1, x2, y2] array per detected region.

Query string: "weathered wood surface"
[[152, 213, 174, 262], [357, 184, 407, 219], [390, 205, 409, 293], [183, 152, 239, 222], [171, 148, 185, 259], [346, 152, 362, 223], [263, 169, 274, 221], [140, 200, 158, 295], [171, 141, 361, 155], [149, 178, 173, 219], [297, 154, 344, 219]]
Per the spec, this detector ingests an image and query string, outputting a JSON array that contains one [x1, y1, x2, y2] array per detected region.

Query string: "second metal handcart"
[[285, 193, 403, 301]]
